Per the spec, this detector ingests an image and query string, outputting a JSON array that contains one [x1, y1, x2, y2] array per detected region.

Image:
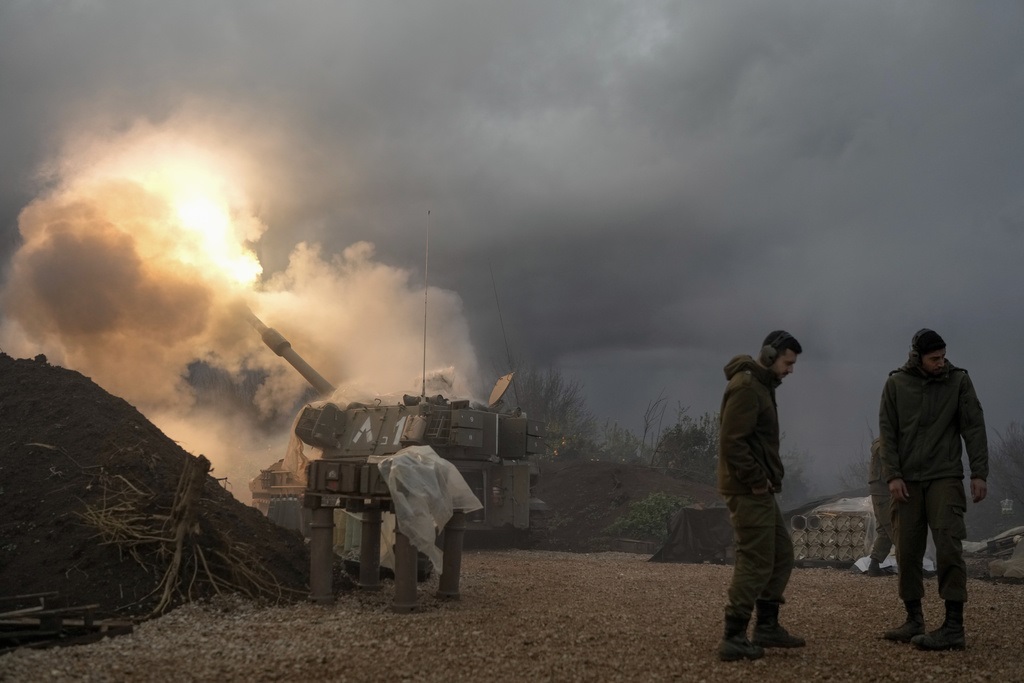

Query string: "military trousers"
[[869, 491, 894, 562], [722, 492, 794, 621], [891, 477, 968, 602]]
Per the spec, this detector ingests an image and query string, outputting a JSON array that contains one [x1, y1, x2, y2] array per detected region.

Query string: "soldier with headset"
[[879, 328, 989, 651], [716, 330, 806, 662]]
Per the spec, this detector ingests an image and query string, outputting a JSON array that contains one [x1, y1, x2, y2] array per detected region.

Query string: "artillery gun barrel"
[[244, 308, 337, 397]]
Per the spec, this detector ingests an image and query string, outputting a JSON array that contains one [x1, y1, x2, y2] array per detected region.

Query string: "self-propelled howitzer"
[[245, 310, 547, 539], [246, 311, 546, 610]]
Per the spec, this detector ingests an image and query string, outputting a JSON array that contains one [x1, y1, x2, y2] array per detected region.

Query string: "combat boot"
[[883, 599, 925, 642], [752, 600, 806, 648], [866, 559, 885, 577], [912, 600, 966, 651], [717, 614, 765, 662]]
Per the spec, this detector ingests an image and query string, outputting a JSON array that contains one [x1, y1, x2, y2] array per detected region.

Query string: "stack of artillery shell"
[[790, 511, 871, 562]]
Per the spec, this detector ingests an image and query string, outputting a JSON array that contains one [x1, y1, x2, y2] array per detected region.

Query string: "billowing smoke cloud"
[[0, 120, 480, 495]]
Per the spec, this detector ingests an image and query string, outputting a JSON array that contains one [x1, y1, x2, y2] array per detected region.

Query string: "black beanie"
[[913, 329, 946, 355]]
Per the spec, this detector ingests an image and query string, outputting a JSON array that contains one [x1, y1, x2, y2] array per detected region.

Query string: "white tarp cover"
[[370, 446, 483, 571], [988, 534, 1024, 578], [964, 525, 1024, 578]]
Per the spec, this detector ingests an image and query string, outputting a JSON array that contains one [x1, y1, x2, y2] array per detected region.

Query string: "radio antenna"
[[489, 265, 520, 406], [421, 209, 430, 398]]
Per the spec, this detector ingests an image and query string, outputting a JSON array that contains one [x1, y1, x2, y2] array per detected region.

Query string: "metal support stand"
[[392, 529, 418, 613], [437, 510, 466, 600], [308, 506, 336, 604], [358, 507, 383, 591]]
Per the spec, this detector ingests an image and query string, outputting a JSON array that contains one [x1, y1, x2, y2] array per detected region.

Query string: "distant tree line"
[[508, 352, 1024, 535], [506, 362, 811, 508]]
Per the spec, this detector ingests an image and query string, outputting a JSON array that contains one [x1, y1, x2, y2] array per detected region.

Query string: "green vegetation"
[[650, 406, 719, 483], [605, 491, 691, 542]]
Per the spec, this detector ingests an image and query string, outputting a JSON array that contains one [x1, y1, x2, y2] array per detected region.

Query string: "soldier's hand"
[[888, 478, 909, 503], [970, 478, 987, 503]]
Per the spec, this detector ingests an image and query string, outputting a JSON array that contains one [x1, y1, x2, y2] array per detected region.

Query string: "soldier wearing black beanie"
[[879, 329, 989, 651], [912, 329, 946, 356]]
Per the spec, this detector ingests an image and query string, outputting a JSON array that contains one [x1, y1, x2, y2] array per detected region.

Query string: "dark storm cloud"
[[2, 1, 1024, 491]]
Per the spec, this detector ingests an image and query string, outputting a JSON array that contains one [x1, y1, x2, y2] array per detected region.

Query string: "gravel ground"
[[2, 550, 1021, 683]]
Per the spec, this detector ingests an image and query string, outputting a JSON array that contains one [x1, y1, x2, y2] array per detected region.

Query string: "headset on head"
[[759, 330, 794, 366]]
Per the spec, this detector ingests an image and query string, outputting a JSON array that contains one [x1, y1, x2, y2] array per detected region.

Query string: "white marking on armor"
[[352, 416, 374, 444], [388, 416, 408, 446]]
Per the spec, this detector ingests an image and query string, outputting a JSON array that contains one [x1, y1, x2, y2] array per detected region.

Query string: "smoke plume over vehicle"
[[0, 121, 481, 495]]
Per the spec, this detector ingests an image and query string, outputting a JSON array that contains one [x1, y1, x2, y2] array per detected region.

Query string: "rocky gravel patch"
[[2, 550, 1021, 683]]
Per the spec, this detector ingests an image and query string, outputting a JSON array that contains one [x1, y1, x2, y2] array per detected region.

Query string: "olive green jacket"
[[867, 438, 889, 496], [878, 357, 989, 484], [717, 355, 784, 495]]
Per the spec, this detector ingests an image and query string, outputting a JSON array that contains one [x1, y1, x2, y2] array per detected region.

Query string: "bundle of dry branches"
[[78, 454, 301, 616]]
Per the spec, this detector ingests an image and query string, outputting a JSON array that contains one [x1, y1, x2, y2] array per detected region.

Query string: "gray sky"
[[2, 1, 1022, 493]]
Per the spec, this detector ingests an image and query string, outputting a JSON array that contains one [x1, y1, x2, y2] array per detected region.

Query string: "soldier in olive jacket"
[[716, 330, 805, 662], [878, 329, 989, 651], [866, 437, 894, 575]]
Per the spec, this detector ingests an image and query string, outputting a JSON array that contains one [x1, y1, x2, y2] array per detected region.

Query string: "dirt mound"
[[0, 353, 310, 619], [533, 459, 722, 552]]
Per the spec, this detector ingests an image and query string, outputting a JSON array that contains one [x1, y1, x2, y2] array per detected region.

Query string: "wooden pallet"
[[0, 592, 134, 654]]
